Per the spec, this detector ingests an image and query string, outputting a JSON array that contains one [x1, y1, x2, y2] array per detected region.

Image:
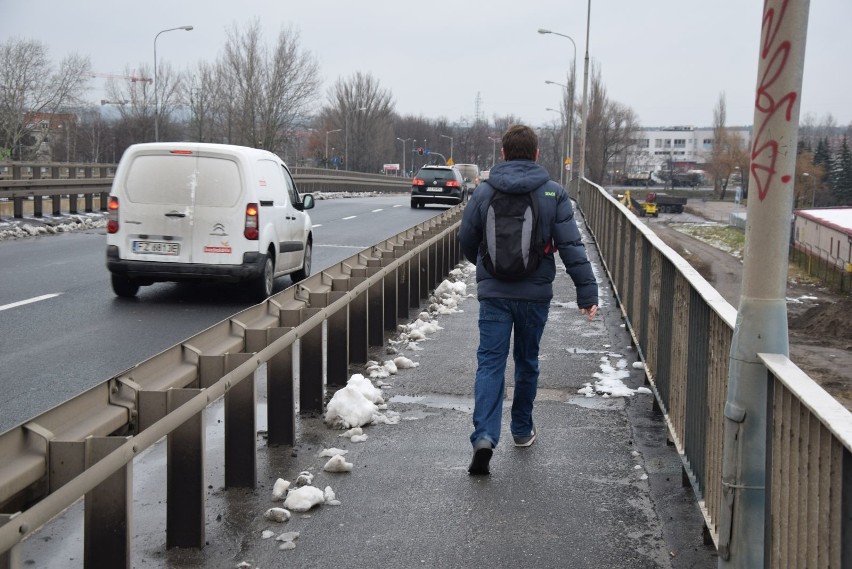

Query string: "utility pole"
[[576, 0, 592, 186], [717, 2, 810, 567]]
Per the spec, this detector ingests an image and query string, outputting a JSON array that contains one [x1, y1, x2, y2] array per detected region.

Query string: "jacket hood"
[[487, 160, 551, 194]]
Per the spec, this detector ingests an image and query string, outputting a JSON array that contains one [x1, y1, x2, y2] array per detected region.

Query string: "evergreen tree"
[[813, 137, 831, 179], [832, 136, 852, 205]]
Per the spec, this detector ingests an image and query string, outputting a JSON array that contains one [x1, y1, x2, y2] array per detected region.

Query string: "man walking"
[[459, 124, 598, 476]]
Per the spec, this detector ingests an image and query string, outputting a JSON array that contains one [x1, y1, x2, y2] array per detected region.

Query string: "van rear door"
[[119, 151, 244, 265]]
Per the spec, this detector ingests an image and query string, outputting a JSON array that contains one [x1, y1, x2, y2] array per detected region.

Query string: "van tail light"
[[445, 180, 460, 188], [412, 178, 425, 185], [107, 196, 119, 233], [244, 203, 259, 240]]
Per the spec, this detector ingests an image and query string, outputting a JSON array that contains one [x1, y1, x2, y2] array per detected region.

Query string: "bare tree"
[[706, 93, 748, 199], [584, 65, 640, 185], [0, 38, 90, 159], [219, 20, 320, 154], [105, 64, 156, 146], [323, 72, 395, 172]]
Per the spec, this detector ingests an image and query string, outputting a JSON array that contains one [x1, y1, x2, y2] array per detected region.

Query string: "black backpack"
[[479, 187, 547, 281]]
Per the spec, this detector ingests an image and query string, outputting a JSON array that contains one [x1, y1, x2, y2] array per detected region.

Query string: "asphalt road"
[[0, 194, 443, 432]]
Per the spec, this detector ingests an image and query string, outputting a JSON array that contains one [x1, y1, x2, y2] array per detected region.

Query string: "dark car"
[[410, 165, 466, 208]]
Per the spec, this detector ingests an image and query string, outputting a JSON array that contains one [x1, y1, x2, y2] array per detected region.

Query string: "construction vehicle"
[[621, 171, 654, 187], [617, 190, 658, 217], [645, 192, 687, 213]]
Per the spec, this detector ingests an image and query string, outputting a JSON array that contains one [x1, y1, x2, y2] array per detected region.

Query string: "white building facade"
[[793, 207, 852, 272], [625, 126, 752, 174]]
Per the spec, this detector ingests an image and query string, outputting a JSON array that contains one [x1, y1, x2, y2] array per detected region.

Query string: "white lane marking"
[[312, 224, 322, 228], [0, 293, 62, 312], [372, 208, 383, 213], [393, 204, 403, 208], [342, 216, 357, 220]]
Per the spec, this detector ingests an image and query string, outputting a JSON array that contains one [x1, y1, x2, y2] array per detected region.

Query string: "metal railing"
[[572, 177, 852, 567], [0, 162, 411, 220], [0, 205, 463, 567]]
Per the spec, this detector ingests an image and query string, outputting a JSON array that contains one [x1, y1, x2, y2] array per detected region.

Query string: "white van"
[[106, 142, 315, 300]]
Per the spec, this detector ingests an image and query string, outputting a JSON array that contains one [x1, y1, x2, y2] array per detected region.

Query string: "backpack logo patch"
[[479, 190, 545, 281]]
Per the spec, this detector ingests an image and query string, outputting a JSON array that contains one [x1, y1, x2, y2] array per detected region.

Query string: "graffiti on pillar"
[[750, 0, 797, 201]]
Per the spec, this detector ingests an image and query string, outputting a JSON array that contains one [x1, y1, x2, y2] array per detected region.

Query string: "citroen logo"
[[210, 223, 227, 236]]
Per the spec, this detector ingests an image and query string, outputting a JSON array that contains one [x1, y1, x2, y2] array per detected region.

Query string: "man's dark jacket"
[[459, 159, 598, 308]]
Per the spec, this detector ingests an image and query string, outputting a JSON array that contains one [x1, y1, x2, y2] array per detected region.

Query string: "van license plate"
[[426, 188, 444, 192], [133, 241, 180, 255]]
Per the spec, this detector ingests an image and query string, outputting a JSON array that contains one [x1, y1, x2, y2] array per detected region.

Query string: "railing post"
[[327, 287, 350, 387], [348, 270, 369, 364], [367, 264, 384, 347], [84, 436, 132, 569], [300, 295, 326, 413], [166, 388, 205, 549], [0, 514, 20, 569], [224, 353, 256, 488], [382, 255, 398, 332]]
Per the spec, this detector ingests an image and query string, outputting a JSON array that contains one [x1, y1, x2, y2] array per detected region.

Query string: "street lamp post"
[[396, 137, 411, 176], [344, 106, 367, 171], [802, 172, 815, 207], [153, 25, 193, 142], [545, 80, 574, 183], [546, 107, 566, 185], [539, 28, 578, 181], [325, 129, 342, 167], [488, 136, 501, 169], [439, 134, 453, 163]]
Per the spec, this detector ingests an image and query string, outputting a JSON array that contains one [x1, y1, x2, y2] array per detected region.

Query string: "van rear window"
[[125, 155, 241, 207]]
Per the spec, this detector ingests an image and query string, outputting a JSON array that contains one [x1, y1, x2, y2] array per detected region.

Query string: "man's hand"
[[580, 305, 598, 321]]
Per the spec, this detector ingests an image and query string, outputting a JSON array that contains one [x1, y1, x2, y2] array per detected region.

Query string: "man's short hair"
[[502, 124, 538, 161]]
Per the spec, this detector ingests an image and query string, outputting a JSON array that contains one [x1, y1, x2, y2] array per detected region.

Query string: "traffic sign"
[[447, 158, 454, 166]]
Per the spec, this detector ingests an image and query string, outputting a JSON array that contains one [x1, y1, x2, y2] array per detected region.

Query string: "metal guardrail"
[[0, 163, 411, 220], [572, 177, 852, 567], [0, 205, 463, 567]]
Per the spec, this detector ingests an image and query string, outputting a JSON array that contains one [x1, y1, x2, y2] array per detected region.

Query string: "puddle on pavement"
[[389, 394, 474, 413], [566, 395, 626, 410]]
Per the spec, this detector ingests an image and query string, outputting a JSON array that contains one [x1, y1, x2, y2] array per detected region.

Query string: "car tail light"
[[107, 196, 119, 233], [412, 178, 425, 185], [244, 203, 259, 240], [445, 180, 460, 187]]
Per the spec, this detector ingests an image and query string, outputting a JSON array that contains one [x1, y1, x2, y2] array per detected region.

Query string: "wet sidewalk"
[[23, 215, 718, 568]]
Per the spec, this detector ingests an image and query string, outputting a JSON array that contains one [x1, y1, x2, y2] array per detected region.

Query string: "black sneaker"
[[468, 440, 493, 475], [513, 426, 536, 447]]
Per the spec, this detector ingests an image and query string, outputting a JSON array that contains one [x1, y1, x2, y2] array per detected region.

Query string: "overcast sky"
[[2, 0, 849, 129]]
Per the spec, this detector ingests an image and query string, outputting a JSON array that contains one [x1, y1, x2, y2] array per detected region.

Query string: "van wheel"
[[111, 274, 140, 298], [250, 254, 275, 300], [292, 239, 312, 282]]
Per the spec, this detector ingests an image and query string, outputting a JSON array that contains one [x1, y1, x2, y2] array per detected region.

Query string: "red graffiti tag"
[[751, 0, 798, 201]]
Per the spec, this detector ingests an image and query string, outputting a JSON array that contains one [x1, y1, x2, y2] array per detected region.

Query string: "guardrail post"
[[12, 197, 23, 219], [256, 326, 296, 446], [84, 192, 94, 213], [49, 440, 86, 493], [51, 194, 61, 216], [382, 256, 398, 332], [300, 302, 324, 413], [408, 240, 422, 308], [0, 514, 20, 569], [396, 252, 410, 320], [84, 436, 132, 569], [348, 270, 369, 364], [367, 264, 384, 347], [166, 388, 205, 549], [224, 353, 256, 488], [33, 194, 43, 218], [435, 235, 445, 288], [326, 289, 349, 387]]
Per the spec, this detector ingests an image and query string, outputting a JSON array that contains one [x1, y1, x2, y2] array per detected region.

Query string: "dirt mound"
[[789, 299, 852, 343]]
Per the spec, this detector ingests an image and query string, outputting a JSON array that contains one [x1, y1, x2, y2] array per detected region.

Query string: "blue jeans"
[[470, 298, 549, 448]]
